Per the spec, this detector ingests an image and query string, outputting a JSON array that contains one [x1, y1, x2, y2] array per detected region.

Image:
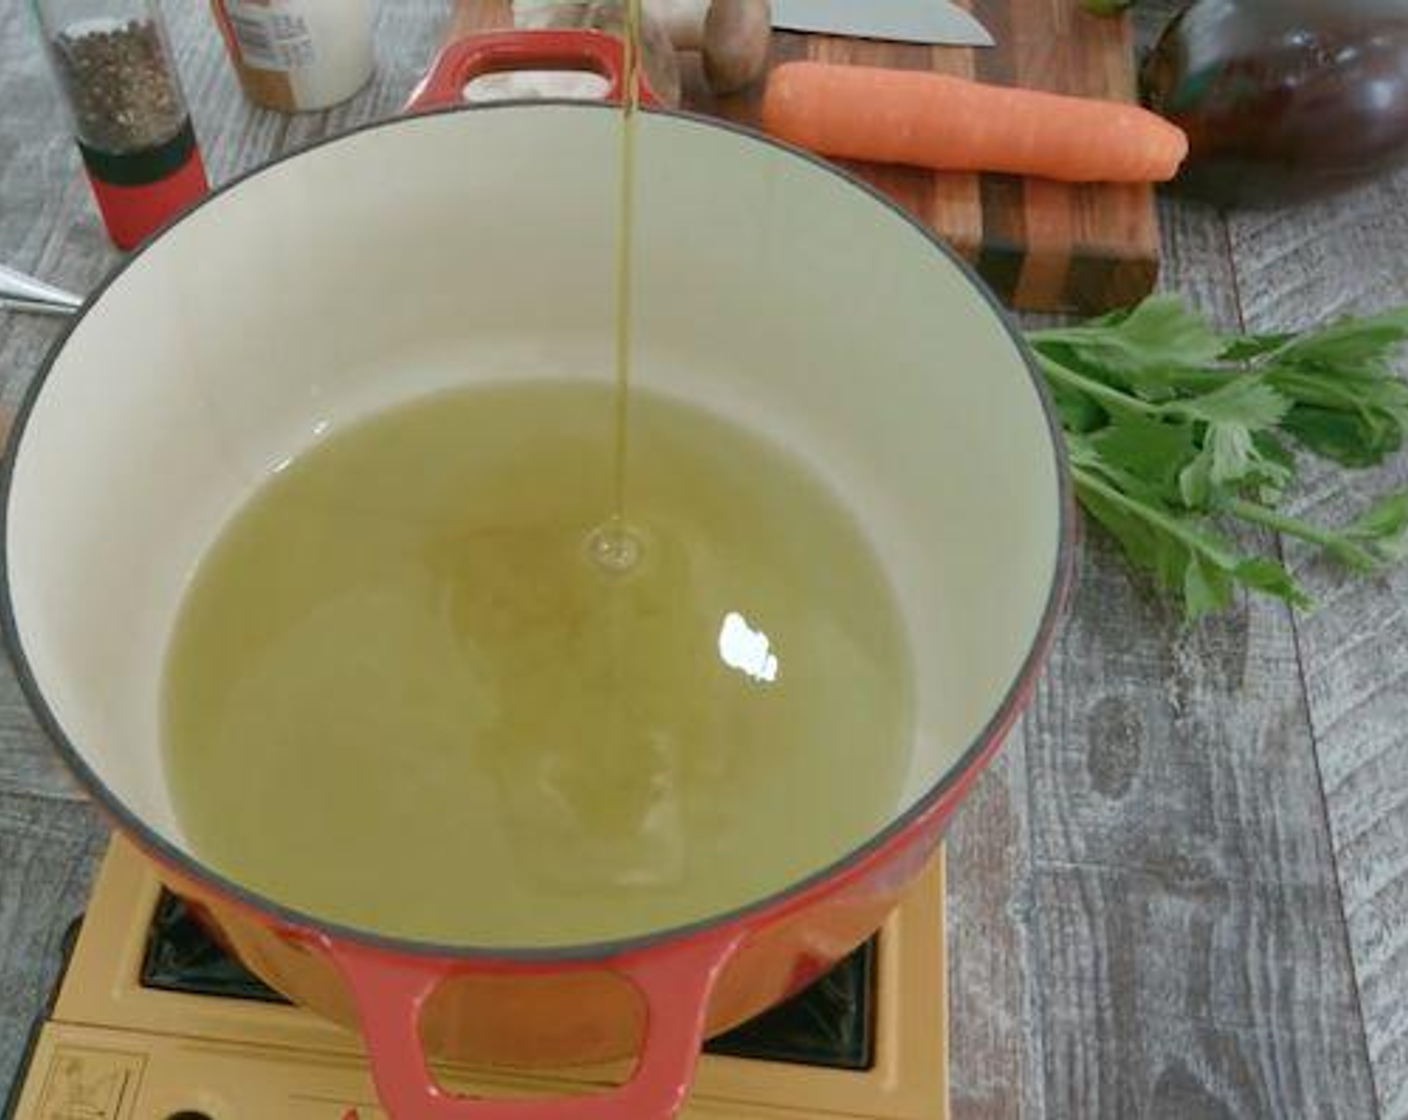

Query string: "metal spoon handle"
[[0, 264, 83, 316]]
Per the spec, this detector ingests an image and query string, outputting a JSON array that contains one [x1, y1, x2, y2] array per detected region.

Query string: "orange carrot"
[[760, 62, 1188, 184]]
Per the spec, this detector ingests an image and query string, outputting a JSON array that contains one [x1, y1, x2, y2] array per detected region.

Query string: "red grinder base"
[[85, 148, 209, 251]]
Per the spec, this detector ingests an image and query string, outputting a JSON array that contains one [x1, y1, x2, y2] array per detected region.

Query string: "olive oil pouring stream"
[[585, 0, 647, 575]]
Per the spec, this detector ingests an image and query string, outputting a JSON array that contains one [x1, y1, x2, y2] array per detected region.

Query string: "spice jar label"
[[225, 1, 317, 71]]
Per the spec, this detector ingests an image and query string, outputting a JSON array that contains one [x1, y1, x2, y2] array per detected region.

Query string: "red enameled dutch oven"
[[0, 30, 1072, 1120]]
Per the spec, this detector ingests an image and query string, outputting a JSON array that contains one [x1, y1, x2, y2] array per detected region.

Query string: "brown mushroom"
[[648, 0, 771, 94]]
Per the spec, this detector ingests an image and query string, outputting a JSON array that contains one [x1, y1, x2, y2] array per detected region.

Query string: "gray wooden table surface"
[[2, 1, 1406, 1117]]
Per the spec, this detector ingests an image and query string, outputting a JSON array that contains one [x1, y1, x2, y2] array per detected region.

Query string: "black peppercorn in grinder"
[[34, 0, 209, 250]]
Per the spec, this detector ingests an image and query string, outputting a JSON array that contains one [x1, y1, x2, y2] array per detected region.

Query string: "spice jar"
[[210, 0, 376, 113], [33, 0, 209, 250]]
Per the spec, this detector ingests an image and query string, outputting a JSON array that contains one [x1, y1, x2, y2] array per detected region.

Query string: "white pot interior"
[[5, 105, 1063, 873]]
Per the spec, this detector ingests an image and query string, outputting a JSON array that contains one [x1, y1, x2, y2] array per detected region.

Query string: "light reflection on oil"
[[718, 610, 779, 683]]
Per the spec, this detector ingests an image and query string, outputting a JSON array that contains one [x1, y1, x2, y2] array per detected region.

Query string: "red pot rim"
[[0, 100, 1075, 963]]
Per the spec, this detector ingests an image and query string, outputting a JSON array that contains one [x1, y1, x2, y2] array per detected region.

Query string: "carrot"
[[760, 62, 1188, 184]]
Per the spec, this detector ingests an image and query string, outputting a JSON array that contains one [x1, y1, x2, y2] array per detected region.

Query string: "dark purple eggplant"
[[1142, 0, 1408, 207]]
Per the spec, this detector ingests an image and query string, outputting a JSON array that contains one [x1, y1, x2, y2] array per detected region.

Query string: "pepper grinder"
[[33, 0, 209, 250]]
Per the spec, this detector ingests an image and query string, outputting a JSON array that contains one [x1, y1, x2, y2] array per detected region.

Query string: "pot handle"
[[405, 29, 658, 113], [314, 928, 742, 1120]]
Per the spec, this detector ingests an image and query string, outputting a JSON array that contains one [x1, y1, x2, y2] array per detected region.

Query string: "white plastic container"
[[212, 0, 375, 113]]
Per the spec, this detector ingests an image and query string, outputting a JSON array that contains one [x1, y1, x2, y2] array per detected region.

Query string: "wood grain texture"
[[1228, 162, 1408, 1120], [945, 189, 1378, 1119], [0, 792, 108, 1101], [946, 750, 1045, 1120], [444, 0, 1158, 311], [1025, 546, 1376, 1117]]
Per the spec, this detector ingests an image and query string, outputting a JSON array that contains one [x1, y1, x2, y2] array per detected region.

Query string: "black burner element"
[[141, 893, 876, 1071]]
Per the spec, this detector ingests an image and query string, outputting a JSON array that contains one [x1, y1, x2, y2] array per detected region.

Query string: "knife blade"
[[771, 0, 996, 47]]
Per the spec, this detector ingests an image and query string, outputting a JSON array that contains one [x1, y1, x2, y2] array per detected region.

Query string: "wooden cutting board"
[[442, 0, 1159, 313]]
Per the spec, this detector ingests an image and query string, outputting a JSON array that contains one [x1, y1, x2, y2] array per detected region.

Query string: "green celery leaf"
[[1075, 472, 1170, 580], [1069, 432, 1174, 510], [1280, 405, 1403, 467], [1048, 376, 1106, 434], [1234, 557, 1313, 607], [1088, 414, 1199, 503], [1220, 333, 1296, 361], [1170, 377, 1292, 429], [1179, 447, 1215, 509], [1265, 362, 1408, 466], [1209, 423, 1293, 489], [1184, 554, 1234, 620], [1072, 463, 1309, 622], [1265, 363, 1408, 418], [1338, 491, 1408, 566], [1176, 424, 1291, 511], [1266, 361, 1408, 401], [1251, 432, 1295, 503], [1176, 395, 1294, 510], [1030, 339, 1164, 400], [1027, 298, 1408, 621], [1208, 424, 1257, 485], [1253, 431, 1295, 473], [1274, 308, 1408, 369], [1029, 295, 1226, 398], [1086, 295, 1227, 368]]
